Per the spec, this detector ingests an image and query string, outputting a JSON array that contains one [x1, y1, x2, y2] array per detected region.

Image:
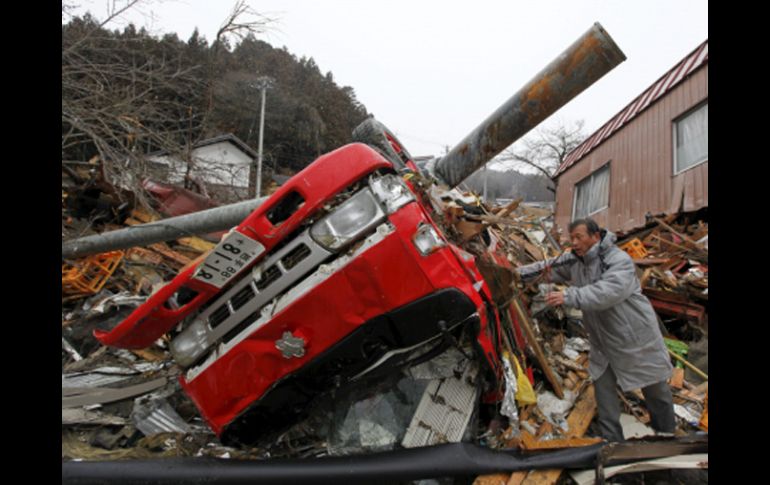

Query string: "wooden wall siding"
[[554, 64, 707, 237]]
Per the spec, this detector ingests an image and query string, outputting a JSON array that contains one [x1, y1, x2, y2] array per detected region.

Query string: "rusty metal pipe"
[[435, 22, 626, 188], [62, 197, 267, 259]]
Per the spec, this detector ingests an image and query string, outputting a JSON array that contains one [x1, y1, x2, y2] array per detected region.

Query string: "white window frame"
[[571, 163, 611, 221], [673, 101, 708, 175]]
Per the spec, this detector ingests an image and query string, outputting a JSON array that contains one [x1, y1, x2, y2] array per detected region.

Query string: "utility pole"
[[250, 76, 274, 198]]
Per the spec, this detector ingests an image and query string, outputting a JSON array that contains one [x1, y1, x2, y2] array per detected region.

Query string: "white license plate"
[[192, 230, 265, 288]]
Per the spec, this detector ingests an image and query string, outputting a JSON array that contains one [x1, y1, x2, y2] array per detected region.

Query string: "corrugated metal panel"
[[553, 64, 707, 237], [554, 40, 708, 178]]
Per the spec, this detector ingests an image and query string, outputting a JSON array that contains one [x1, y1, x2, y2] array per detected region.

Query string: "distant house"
[[552, 40, 708, 235], [147, 134, 259, 203]]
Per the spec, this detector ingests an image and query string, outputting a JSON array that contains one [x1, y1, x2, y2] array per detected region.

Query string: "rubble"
[[60, 24, 705, 483], [430, 198, 709, 484], [62, 188, 709, 484], [401, 359, 479, 448]]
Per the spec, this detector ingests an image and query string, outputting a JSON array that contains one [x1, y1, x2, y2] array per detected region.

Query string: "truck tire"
[[352, 117, 413, 169]]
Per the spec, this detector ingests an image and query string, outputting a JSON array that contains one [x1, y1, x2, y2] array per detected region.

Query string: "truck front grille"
[[183, 230, 334, 355], [255, 265, 281, 291], [209, 305, 231, 329], [223, 309, 261, 344], [231, 284, 256, 311], [281, 243, 311, 270]]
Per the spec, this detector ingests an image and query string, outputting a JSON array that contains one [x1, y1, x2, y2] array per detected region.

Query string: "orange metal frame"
[[62, 251, 124, 296]]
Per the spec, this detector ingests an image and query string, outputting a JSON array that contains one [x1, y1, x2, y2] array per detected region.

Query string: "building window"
[[674, 102, 708, 174], [573, 164, 610, 220]]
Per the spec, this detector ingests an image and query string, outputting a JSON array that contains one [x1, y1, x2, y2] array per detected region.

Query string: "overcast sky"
[[68, 0, 708, 163]]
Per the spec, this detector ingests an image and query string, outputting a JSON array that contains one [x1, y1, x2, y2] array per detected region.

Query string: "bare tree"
[[496, 119, 587, 182], [62, 1, 275, 213], [62, 22, 207, 209]]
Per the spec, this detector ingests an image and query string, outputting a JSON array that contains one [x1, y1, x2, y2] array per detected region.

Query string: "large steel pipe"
[[62, 197, 266, 259], [435, 22, 625, 188]]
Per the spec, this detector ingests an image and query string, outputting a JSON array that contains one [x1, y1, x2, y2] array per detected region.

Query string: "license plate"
[[192, 230, 265, 288]]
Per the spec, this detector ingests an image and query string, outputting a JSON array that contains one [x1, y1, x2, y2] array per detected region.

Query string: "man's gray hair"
[[569, 218, 601, 235]]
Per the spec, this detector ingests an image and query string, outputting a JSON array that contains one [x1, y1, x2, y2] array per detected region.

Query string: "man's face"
[[569, 224, 601, 257]]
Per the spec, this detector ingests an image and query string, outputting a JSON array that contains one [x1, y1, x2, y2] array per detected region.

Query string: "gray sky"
[[69, 0, 708, 162]]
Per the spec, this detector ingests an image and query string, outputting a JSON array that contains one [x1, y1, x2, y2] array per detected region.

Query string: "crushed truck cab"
[[96, 142, 503, 445]]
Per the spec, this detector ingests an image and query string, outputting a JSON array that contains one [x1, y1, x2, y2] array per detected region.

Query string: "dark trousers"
[[593, 366, 676, 442]]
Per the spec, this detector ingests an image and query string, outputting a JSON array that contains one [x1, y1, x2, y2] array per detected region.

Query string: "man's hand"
[[545, 291, 565, 307]]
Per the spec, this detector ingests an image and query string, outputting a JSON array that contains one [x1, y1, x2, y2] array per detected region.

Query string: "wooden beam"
[[466, 214, 520, 225], [510, 299, 564, 399], [520, 385, 598, 485], [176, 236, 216, 253], [651, 217, 708, 263], [506, 472, 529, 485], [495, 198, 523, 218], [149, 242, 192, 267], [632, 258, 672, 266], [520, 433, 603, 451], [473, 474, 512, 485], [651, 216, 707, 252], [456, 219, 486, 241]]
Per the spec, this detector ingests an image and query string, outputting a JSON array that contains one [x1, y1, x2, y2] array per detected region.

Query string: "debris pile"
[[620, 214, 708, 342], [422, 189, 709, 484], [61, 181, 708, 483]]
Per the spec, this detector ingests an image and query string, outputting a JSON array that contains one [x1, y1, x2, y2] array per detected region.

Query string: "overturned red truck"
[[94, 23, 625, 446]]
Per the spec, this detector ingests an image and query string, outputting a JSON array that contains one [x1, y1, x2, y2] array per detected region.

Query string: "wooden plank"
[[669, 367, 685, 389], [126, 247, 164, 265], [506, 472, 529, 485], [553, 355, 587, 375], [641, 229, 661, 247], [651, 234, 692, 254], [131, 207, 160, 223], [123, 217, 145, 226], [519, 385, 597, 485], [651, 216, 707, 254], [509, 233, 546, 261], [521, 435, 603, 451], [466, 214, 520, 225], [130, 348, 167, 362], [690, 226, 708, 242], [640, 268, 653, 288], [536, 421, 553, 439], [176, 236, 216, 253], [495, 198, 523, 218], [473, 474, 512, 485], [148, 243, 193, 267], [510, 299, 564, 399], [633, 258, 672, 266], [456, 219, 486, 241]]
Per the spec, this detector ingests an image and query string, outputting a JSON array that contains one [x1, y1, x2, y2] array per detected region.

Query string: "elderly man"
[[517, 218, 675, 442]]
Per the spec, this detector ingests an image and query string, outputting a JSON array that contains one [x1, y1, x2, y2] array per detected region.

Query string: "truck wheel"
[[352, 117, 413, 169]]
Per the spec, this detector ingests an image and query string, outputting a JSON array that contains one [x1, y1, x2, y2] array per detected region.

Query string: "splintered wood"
[[474, 385, 599, 485], [519, 385, 598, 485], [510, 299, 564, 399]]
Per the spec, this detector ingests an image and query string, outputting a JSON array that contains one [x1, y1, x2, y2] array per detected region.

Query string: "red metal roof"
[[554, 39, 708, 178]]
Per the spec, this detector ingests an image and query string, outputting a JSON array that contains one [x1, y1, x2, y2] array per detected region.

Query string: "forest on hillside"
[[62, 12, 369, 195]]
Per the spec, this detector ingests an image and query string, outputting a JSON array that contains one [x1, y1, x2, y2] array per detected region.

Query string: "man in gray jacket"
[[517, 218, 675, 442]]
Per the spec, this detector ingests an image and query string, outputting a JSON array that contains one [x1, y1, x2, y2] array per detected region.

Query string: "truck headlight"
[[413, 223, 446, 256], [311, 188, 386, 251], [170, 319, 210, 368], [370, 174, 415, 213]]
